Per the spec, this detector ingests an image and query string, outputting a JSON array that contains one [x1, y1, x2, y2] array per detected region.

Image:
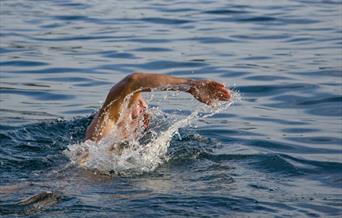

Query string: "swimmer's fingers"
[[212, 83, 231, 101]]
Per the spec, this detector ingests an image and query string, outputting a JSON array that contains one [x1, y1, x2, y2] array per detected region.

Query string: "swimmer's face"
[[130, 98, 149, 130]]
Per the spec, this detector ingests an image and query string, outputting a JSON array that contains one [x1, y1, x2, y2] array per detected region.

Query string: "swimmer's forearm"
[[130, 72, 192, 92]]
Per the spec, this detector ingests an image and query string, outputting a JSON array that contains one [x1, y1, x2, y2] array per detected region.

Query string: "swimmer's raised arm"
[[114, 72, 231, 104], [85, 72, 231, 141]]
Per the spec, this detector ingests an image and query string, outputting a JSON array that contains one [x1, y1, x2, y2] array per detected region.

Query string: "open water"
[[0, 0, 341, 217]]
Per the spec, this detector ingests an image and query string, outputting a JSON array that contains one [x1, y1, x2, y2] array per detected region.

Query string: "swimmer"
[[0, 73, 231, 200], [85, 72, 231, 142]]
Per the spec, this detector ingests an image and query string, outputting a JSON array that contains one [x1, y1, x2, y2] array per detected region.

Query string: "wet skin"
[[85, 72, 231, 142]]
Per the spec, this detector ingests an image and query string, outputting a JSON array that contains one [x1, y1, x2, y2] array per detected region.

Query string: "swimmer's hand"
[[188, 80, 231, 105]]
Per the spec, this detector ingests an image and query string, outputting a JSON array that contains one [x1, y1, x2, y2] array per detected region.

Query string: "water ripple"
[[0, 60, 48, 67], [1, 87, 75, 101], [1, 0, 341, 216]]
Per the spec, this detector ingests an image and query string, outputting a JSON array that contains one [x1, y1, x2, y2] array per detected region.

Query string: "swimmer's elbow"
[[126, 72, 144, 83], [126, 72, 147, 91]]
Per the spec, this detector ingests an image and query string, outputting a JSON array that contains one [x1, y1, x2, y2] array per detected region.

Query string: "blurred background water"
[[0, 0, 341, 217]]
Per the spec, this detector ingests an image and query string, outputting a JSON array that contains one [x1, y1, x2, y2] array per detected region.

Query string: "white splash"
[[64, 91, 237, 176]]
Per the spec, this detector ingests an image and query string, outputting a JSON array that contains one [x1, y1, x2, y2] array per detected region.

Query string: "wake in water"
[[65, 91, 238, 175]]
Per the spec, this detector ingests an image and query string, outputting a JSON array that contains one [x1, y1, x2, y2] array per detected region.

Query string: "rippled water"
[[1, 0, 342, 217]]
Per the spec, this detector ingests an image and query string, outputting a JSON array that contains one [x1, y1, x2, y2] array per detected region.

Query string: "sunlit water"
[[1, 0, 341, 217]]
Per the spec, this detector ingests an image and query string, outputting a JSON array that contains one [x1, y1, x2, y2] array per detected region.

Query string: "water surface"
[[0, 0, 341, 217]]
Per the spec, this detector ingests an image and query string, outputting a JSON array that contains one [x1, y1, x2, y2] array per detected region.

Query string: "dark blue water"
[[1, 0, 341, 217]]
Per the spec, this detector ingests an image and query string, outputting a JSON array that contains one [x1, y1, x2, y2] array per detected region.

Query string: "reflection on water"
[[0, 0, 341, 217]]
